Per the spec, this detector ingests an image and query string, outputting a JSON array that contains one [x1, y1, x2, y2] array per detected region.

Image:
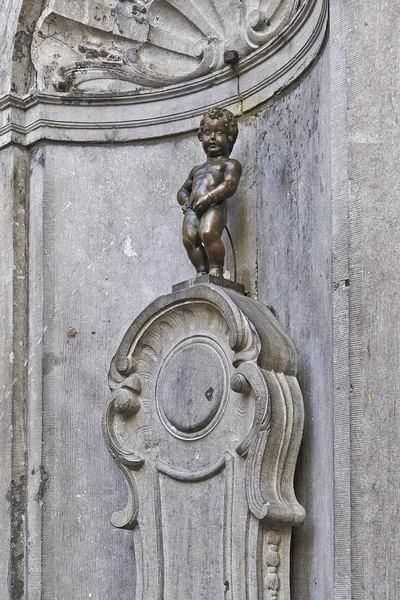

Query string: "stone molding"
[[0, 0, 327, 147], [32, 0, 311, 94], [103, 282, 305, 600]]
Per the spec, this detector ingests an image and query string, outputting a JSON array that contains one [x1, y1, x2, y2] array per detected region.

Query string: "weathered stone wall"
[[23, 56, 332, 596], [0, 0, 23, 96], [254, 53, 333, 599], [330, 1, 400, 598], [1, 0, 399, 598], [0, 147, 20, 600], [0, 0, 333, 594], [0, 145, 28, 600]]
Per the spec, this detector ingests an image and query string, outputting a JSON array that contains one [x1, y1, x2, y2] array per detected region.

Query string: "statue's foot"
[[195, 271, 207, 278], [209, 268, 223, 277]]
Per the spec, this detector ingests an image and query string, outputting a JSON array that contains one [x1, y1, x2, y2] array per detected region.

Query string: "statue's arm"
[[202, 160, 242, 210], [177, 169, 194, 207]]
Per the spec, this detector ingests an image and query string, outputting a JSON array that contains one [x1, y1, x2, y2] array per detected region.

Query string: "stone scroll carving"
[[103, 280, 305, 600], [32, 0, 305, 93]]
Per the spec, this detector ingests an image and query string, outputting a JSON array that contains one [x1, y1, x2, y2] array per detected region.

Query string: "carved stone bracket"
[[103, 280, 305, 600]]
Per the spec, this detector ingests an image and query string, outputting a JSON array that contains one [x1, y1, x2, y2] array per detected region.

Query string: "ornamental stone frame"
[[103, 280, 305, 600]]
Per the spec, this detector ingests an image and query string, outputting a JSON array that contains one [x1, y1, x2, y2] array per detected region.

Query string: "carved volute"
[[103, 280, 305, 600]]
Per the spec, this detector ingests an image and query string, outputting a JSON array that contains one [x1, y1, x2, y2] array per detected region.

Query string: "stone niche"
[[0, 1, 331, 599], [1, 0, 328, 146], [103, 279, 305, 600]]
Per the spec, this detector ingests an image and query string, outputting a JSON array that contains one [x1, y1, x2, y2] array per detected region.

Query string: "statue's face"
[[201, 118, 230, 158]]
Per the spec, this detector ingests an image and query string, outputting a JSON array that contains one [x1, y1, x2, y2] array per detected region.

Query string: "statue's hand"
[[192, 195, 210, 216], [181, 202, 191, 214]]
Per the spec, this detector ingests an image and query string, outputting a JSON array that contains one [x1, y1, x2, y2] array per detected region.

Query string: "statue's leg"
[[199, 203, 227, 276], [182, 209, 208, 274]]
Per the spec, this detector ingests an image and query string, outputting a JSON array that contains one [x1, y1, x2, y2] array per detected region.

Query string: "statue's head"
[[198, 107, 239, 154]]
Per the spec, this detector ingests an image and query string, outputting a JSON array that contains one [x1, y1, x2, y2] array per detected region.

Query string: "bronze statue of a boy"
[[177, 107, 242, 278]]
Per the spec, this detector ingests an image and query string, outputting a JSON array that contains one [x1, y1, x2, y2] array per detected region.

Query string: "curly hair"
[[198, 107, 239, 151]]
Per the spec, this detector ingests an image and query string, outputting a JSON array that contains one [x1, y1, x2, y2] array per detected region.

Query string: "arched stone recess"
[[0, 0, 328, 147]]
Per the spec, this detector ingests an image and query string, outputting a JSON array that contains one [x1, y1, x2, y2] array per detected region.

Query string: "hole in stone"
[[205, 386, 214, 401]]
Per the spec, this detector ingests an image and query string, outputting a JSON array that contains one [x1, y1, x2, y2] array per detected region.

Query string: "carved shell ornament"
[[32, 0, 310, 93]]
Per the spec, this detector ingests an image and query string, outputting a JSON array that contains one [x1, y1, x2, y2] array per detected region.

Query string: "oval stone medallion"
[[156, 338, 228, 435]]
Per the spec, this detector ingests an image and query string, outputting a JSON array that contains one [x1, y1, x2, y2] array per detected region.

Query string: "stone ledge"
[[172, 274, 246, 296]]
